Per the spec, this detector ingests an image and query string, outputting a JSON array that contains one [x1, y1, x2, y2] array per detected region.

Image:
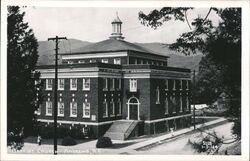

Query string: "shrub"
[[69, 126, 85, 139], [61, 136, 77, 146], [96, 137, 112, 148]]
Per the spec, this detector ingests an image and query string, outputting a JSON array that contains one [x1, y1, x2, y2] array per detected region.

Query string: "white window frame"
[[103, 78, 108, 90], [186, 80, 189, 90], [110, 101, 115, 116], [173, 80, 176, 90], [110, 78, 115, 90], [101, 59, 108, 63], [186, 96, 189, 111], [165, 97, 169, 114], [114, 58, 121, 65], [83, 78, 90, 91], [180, 80, 183, 90], [58, 79, 64, 90], [68, 60, 73, 64], [172, 96, 176, 113], [58, 102, 64, 117], [156, 86, 160, 104], [78, 60, 85, 63], [46, 79, 53, 90], [117, 99, 122, 116], [70, 78, 77, 91], [83, 102, 90, 118], [70, 102, 77, 117], [117, 79, 121, 90], [103, 101, 108, 118], [180, 94, 183, 112], [129, 79, 137, 92], [165, 79, 169, 91], [46, 101, 52, 116]]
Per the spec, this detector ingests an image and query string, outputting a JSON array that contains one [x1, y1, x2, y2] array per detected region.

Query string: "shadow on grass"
[[24, 136, 94, 146]]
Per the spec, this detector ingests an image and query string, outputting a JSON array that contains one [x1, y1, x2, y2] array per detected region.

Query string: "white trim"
[[82, 102, 90, 118], [70, 102, 77, 117], [61, 52, 127, 60], [70, 78, 77, 91], [82, 78, 90, 91], [144, 114, 192, 123], [58, 78, 64, 90], [37, 119, 116, 126], [57, 102, 64, 117], [45, 101, 52, 116], [127, 96, 140, 120], [46, 79, 53, 90]]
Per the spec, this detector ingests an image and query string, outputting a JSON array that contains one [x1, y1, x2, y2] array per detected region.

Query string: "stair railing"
[[123, 120, 138, 140]]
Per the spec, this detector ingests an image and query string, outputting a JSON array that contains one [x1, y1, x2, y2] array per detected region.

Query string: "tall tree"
[[7, 6, 43, 149], [139, 8, 241, 138]]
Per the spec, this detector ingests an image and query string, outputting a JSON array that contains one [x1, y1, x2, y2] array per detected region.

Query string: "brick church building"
[[36, 13, 192, 140]]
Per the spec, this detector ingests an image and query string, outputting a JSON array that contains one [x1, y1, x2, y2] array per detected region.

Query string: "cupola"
[[110, 12, 124, 40]]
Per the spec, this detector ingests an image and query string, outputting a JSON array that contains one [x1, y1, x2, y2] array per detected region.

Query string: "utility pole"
[[48, 36, 67, 155], [193, 70, 196, 130]]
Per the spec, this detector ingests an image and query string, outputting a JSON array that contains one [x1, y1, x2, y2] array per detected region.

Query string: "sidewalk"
[[114, 117, 227, 154]]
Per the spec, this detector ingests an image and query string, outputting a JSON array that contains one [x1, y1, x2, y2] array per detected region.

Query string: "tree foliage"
[[7, 6, 43, 149], [139, 8, 241, 137]]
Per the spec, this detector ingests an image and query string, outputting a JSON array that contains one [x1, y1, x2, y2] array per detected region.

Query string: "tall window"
[[58, 102, 64, 116], [110, 101, 115, 116], [165, 79, 169, 91], [70, 101, 77, 117], [129, 79, 137, 92], [173, 80, 176, 90], [101, 59, 108, 63], [117, 79, 121, 90], [103, 100, 108, 117], [103, 78, 108, 90], [171, 96, 176, 113], [83, 102, 90, 118], [156, 86, 160, 104], [165, 97, 169, 114], [83, 78, 90, 91], [58, 79, 64, 90], [46, 101, 52, 116], [70, 78, 77, 90], [110, 78, 115, 90], [180, 94, 183, 112], [36, 104, 41, 115], [46, 79, 53, 90], [117, 99, 122, 115], [180, 80, 183, 90], [114, 58, 121, 65], [186, 96, 189, 111]]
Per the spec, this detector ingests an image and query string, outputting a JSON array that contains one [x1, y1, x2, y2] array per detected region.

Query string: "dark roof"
[[63, 38, 168, 57]]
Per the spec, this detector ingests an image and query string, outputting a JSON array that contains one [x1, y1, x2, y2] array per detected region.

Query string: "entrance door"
[[130, 104, 138, 120], [127, 97, 140, 120]]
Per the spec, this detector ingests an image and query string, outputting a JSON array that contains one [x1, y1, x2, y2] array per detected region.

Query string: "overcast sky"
[[22, 7, 220, 43]]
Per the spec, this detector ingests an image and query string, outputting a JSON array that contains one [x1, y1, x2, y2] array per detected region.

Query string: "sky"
[[21, 7, 220, 43]]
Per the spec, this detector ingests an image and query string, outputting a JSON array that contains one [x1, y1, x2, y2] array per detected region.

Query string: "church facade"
[[36, 14, 192, 138]]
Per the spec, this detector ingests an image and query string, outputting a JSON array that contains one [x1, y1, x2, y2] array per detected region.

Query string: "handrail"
[[124, 120, 138, 139]]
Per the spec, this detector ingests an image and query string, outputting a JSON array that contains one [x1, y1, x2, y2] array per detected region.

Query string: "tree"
[[7, 6, 43, 149], [139, 8, 241, 138]]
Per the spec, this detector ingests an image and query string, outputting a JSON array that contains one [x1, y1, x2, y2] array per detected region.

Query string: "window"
[[68, 61, 73, 64], [110, 78, 115, 90], [46, 101, 52, 116], [36, 104, 41, 115], [83, 78, 90, 91], [186, 97, 189, 111], [103, 78, 108, 90], [129, 79, 137, 92], [134, 58, 137, 64], [101, 59, 108, 63], [171, 96, 176, 113], [78, 60, 85, 63], [186, 80, 189, 90], [110, 101, 115, 116], [114, 58, 121, 65], [165, 97, 169, 114], [180, 95, 183, 112], [156, 86, 160, 104], [58, 102, 64, 116], [173, 80, 176, 90], [180, 80, 182, 90], [46, 79, 53, 90], [58, 79, 64, 90], [70, 102, 77, 117], [70, 78, 77, 90], [83, 102, 90, 118], [165, 79, 169, 91], [117, 79, 121, 90], [117, 99, 122, 115], [103, 101, 108, 117]]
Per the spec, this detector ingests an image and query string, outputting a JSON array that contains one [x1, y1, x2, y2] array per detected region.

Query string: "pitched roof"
[[69, 38, 168, 57]]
